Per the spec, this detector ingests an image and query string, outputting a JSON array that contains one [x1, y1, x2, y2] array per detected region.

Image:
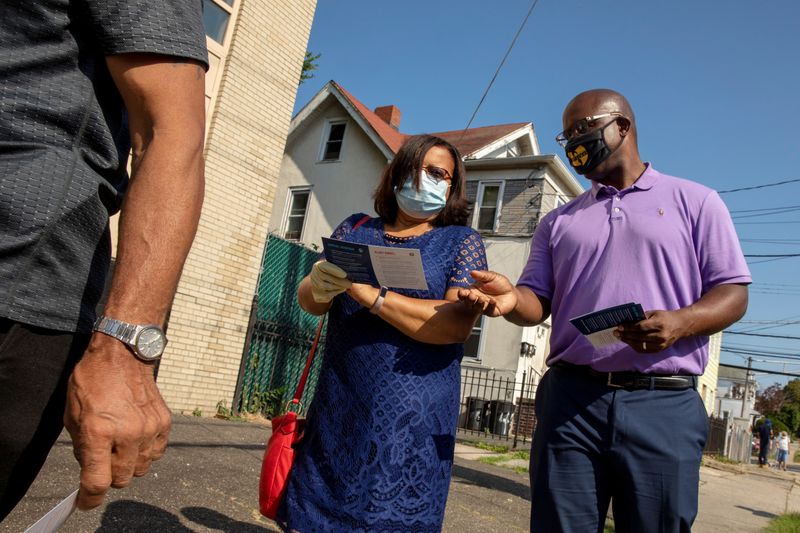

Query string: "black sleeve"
[[80, 0, 209, 68]]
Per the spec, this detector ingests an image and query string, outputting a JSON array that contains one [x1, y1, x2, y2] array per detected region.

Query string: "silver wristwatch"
[[93, 316, 168, 362]]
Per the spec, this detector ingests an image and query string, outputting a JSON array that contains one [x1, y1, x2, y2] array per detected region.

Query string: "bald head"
[[560, 89, 644, 183], [563, 89, 635, 129]]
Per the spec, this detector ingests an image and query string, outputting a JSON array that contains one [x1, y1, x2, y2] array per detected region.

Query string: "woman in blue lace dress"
[[279, 135, 488, 532]]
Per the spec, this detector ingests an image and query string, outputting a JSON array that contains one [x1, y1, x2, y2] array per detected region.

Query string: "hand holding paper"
[[309, 260, 351, 303], [570, 303, 646, 348], [321, 238, 428, 291]]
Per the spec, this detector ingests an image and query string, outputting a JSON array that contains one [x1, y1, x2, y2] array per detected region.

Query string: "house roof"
[[430, 122, 531, 158], [332, 81, 408, 154], [329, 81, 530, 158]]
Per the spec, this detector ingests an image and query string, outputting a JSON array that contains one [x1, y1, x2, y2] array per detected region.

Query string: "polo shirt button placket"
[[611, 196, 623, 220]]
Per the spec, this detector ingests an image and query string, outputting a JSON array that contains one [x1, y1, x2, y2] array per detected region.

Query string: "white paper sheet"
[[368, 245, 428, 291], [24, 489, 79, 533]]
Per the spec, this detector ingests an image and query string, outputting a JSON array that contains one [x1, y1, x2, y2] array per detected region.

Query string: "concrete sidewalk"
[[2, 415, 798, 532]]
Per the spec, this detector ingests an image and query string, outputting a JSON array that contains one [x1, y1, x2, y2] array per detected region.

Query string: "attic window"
[[321, 121, 346, 161]]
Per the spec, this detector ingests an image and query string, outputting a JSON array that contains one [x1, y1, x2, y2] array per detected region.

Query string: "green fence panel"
[[237, 235, 326, 417]]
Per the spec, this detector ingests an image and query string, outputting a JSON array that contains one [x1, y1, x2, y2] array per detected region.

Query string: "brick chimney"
[[374, 105, 401, 130]]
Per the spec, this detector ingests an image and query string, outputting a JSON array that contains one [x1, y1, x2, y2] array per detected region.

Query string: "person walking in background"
[[758, 418, 774, 467], [280, 135, 487, 531], [458, 89, 750, 532], [0, 0, 207, 519], [776, 430, 790, 471]]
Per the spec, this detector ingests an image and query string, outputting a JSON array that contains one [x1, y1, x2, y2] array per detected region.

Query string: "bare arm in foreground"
[[64, 54, 206, 510]]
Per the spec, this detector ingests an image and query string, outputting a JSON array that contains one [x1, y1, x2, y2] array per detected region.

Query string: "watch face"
[[135, 327, 167, 360]]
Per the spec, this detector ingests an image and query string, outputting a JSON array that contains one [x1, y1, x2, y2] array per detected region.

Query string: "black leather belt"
[[554, 362, 697, 391]]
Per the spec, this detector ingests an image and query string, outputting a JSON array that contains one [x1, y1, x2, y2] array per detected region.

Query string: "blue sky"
[[294, 0, 800, 388]]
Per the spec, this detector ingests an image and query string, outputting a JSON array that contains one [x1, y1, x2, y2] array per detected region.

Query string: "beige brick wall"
[[157, 0, 317, 414]]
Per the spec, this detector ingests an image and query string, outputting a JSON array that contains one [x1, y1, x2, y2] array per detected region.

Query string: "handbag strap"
[[291, 314, 326, 403], [290, 214, 372, 406]]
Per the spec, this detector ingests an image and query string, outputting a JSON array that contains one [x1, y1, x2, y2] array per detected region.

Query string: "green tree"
[[300, 50, 321, 85], [778, 404, 800, 436], [784, 379, 800, 404]]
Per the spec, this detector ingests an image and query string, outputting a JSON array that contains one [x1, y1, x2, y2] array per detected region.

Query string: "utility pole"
[[740, 357, 752, 418]]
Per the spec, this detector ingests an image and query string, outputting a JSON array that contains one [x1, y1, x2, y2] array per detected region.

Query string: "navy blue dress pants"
[[530, 364, 708, 533]]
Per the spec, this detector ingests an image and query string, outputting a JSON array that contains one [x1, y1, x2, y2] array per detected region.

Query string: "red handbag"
[[259, 315, 325, 519]]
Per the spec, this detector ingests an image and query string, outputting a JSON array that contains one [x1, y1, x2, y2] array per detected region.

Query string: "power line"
[[725, 331, 800, 340], [744, 254, 800, 258], [458, 0, 540, 143], [741, 239, 800, 244], [733, 207, 800, 220], [718, 178, 800, 194], [748, 257, 799, 265], [735, 220, 800, 225], [720, 363, 800, 379], [731, 204, 800, 214], [722, 348, 800, 360]]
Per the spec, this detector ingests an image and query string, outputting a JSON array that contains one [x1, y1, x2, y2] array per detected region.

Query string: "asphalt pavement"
[[2, 416, 530, 532], [3, 415, 799, 532]]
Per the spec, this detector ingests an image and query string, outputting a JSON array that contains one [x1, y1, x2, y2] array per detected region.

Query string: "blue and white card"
[[322, 238, 428, 291], [570, 302, 646, 348]]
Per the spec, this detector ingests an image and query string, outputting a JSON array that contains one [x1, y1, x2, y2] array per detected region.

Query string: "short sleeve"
[[447, 230, 488, 289], [694, 191, 752, 292], [82, 0, 209, 68], [517, 212, 555, 300]]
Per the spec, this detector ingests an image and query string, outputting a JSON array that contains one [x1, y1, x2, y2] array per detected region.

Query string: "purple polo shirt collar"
[[517, 164, 751, 375], [590, 163, 657, 198]]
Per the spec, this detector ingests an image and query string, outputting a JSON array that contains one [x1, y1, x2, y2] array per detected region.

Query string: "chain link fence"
[[232, 235, 324, 417]]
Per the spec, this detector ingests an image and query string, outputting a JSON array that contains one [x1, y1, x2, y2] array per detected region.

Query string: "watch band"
[[93, 316, 167, 361], [370, 286, 389, 314]]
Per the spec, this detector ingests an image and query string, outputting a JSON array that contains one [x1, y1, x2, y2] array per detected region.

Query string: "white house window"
[[474, 181, 504, 232], [284, 188, 311, 240], [464, 316, 485, 361], [320, 120, 347, 161], [203, 0, 234, 44]]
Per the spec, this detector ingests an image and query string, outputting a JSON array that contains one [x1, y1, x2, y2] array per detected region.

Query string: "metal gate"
[[232, 235, 325, 417]]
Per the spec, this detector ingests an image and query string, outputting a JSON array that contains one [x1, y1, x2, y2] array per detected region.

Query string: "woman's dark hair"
[[374, 135, 471, 226]]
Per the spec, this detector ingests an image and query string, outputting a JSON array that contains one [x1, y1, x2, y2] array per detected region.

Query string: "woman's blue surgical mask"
[[394, 170, 449, 219]]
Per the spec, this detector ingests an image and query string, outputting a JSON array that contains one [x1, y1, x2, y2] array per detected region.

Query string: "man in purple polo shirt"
[[458, 89, 750, 532]]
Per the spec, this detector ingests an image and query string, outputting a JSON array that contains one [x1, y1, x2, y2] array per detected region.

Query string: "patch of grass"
[[478, 455, 507, 466], [478, 449, 530, 474], [510, 450, 530, 461], [709, 454, 740, 465], [604, 520, 615, 532], [764, 513, 800, 532], [214, 400, 247, 422], [461, 440, 509, 453]]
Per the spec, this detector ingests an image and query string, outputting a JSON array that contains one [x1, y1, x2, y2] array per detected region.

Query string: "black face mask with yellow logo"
[[564, 120, 620, 176]]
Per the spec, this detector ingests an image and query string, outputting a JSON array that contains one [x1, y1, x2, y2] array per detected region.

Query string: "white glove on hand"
[[309, 260, 352, 303]]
